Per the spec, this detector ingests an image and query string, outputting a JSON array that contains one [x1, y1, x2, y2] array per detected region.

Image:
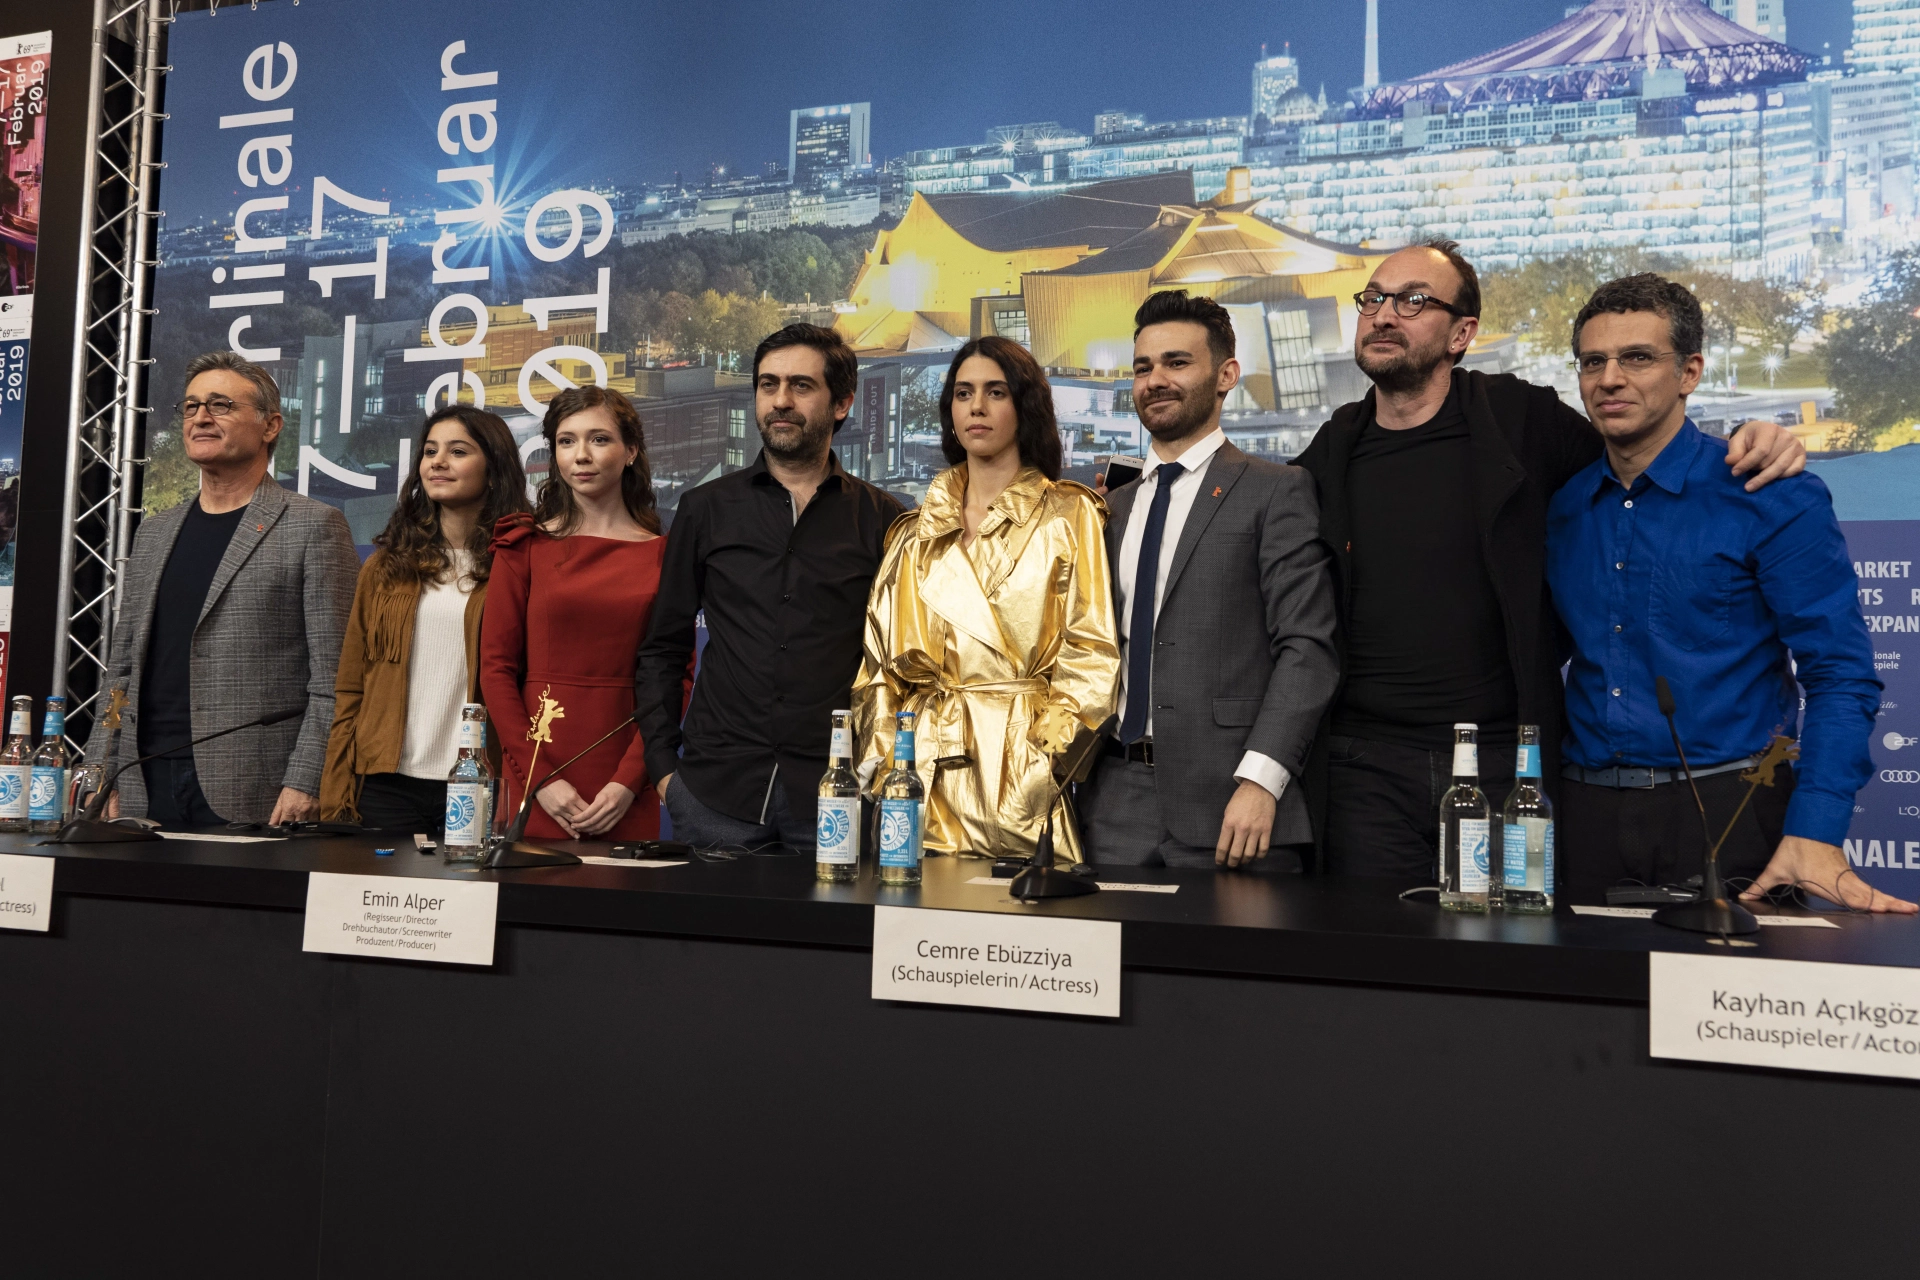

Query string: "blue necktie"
[[1119, 461, 1182, 745]]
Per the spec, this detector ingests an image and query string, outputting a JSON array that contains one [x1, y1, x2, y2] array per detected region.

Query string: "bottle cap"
[[1453, 722, 1477, 730]]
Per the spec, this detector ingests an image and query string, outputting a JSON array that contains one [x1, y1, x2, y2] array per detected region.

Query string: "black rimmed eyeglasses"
[[1353, 288, 1469, 319]]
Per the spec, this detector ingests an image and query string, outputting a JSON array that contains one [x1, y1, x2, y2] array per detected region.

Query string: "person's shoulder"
[[882, 507, 922, 552], [1692, 431, 1832, 514], [845, 472, 907, 518], [1047, 477, 1107, 520]]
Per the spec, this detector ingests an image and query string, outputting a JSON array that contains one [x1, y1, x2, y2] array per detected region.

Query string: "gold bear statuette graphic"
[[528, 686, 566, 746], [102, 686, 129, 730], [1740, 735, 1800, 789]]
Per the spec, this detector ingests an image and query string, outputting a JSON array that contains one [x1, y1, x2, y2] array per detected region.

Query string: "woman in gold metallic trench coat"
[[854, 336, 1120, 861]]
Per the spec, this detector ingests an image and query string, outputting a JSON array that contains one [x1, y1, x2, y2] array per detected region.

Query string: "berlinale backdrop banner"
[[0, 29, 52, 699], [147, 0, 1918, 895]]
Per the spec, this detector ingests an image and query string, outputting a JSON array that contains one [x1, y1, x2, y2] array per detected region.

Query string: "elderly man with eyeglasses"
[[85, 351, 357, 829], [1544, 274, 1911, 913], [1292, 241, 1809, 881]]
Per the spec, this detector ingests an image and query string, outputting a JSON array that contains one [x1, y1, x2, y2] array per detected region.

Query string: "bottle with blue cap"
[[1500, 724, 1555, 914]]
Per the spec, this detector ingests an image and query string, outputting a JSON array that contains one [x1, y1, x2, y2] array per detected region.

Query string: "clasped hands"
[[537, 778, 636, 838]]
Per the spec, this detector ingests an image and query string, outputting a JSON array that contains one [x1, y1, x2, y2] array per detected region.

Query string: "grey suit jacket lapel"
[[1104, 481, 1137, 601], [1162, 444, 1248, 604], [198, 479, 290, 627]]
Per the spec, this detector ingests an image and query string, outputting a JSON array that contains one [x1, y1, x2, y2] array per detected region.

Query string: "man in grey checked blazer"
[[87, 352, 357, 826], [1080, 292, 1339, 872]]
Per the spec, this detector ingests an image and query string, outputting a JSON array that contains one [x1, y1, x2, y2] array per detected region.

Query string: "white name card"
[[0, 853, 54, 933], [302, 872, 498, 967], [871, 904, 1120, 1018], [1650, 951, 1920, 1081]]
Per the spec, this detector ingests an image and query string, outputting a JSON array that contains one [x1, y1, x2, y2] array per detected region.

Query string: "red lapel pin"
[[1211, 486, 1223, 498]]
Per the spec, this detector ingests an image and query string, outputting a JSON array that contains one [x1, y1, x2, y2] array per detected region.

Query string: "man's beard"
[[759, 410, 834, 463], [1355, 326, 1451, 394], [1136, 383, 1215, 445]]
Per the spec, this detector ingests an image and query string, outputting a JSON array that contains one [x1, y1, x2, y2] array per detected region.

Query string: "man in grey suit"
[[1080, 291, 1339, 871], [89, 352, 358, 827]]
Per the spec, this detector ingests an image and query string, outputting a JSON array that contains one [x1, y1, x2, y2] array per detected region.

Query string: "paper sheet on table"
[[156, 831, 286, 844], [578, 856, 687, 869], [1570, 903, 1837, 928], [965, 875, 1177, 894]]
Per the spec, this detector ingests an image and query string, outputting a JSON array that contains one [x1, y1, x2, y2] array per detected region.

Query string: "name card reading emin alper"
[[871, 905, 1120, 1018], [302, 872, 499, 967]]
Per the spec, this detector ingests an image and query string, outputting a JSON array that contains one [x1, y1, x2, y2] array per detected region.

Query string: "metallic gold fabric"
[[854, 465, 1120, 860]]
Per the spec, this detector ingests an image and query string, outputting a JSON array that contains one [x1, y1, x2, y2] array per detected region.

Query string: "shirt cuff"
[[1782, 786, 1856, 849], [1233, 751, 1290, 802]]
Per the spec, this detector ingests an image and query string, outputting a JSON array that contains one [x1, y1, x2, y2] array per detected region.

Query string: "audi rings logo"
[[1883, 770, 1920, 784]]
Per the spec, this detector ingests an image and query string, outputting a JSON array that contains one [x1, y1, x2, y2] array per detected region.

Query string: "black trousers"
[[141, 756, 225, 828], [1321, 734, 1517, 879], [355, 773, 448, 834], [1559, 766, 1793, 906]]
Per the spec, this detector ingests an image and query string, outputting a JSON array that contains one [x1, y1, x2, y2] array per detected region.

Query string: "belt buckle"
[[1626, 766, 1655, 790]]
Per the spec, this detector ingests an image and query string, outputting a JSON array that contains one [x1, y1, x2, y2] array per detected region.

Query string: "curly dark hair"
[[1572, 272, 1704, 360], [372, 404, 529, 588], [1132, 290, 1238, 368], [937, 336, 1063, 481], [752, 323, 860, 427], [533, 385, 663, 536]]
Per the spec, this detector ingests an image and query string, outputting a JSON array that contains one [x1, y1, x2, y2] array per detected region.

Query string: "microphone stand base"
[[41, 818, 164, 844], [481, 841, 582, 869], [1652, 896, 1759, 936], [1008, 865, 1099, 901]]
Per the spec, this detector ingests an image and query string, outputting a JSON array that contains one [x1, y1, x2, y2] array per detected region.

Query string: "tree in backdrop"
[[1825, 248, 1920, 449]]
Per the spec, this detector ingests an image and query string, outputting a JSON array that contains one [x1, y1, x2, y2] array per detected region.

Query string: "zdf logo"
[[1886, 732, 1920, 751]]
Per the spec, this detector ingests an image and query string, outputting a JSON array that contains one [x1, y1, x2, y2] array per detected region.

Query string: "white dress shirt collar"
[[1142, 427, 1227, 485]]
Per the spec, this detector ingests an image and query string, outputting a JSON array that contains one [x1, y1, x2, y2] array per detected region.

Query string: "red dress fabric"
[[479, 515, 667, 842]]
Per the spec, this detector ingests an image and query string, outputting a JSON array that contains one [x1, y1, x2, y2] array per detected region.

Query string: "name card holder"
[[871, 904, 1120, 1018], [0, 853, 55, 933], [302, 872, 499, 966]]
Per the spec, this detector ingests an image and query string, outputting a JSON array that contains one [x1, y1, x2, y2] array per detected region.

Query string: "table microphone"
[[1650, 675, 1757, 937], [47, 704, 308, 843], [1009, 714, 1117, 901], [481, 708, 647, 869]]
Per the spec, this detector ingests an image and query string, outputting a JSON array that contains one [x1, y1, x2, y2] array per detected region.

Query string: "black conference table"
[[3, 830, 1916, 1276]]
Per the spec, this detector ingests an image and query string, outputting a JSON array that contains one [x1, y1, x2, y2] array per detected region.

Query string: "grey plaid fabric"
[[84, 476, 359, 823]]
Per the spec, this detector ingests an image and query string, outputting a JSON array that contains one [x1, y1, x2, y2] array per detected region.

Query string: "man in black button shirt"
[[636, 325, 904, 848], [1295, 241, 1808, 878]]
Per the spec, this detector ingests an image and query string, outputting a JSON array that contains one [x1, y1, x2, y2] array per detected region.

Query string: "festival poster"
[[0, 29, 50, 698]]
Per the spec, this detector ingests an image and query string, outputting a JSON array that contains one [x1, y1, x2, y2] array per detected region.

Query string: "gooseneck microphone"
[[483, 708, 646, 868], [1650, 675, 1758, 936], [49, 704, 308, 843]]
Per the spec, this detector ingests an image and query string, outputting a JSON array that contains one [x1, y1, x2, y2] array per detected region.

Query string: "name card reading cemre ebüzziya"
[[302, 872, 498, 966], [871, 905, 1120, 1018], [0, 853, 54, 933], [1649, 951, 1920, 1081]]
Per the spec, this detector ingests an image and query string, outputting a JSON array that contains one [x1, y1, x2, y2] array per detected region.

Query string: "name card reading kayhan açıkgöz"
[[1649, 951, 1920, 1081], [871, 904, 1120, 1018], [302, 872, 499, 966], [0, 852, 54, 933]]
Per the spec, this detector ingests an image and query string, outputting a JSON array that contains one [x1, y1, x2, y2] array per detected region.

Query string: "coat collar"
[[198, 476, 293, 626], [914, 463, 1051, 542]]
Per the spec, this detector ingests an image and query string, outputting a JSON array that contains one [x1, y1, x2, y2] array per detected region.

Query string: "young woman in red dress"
[[479, 385, 669, 841]]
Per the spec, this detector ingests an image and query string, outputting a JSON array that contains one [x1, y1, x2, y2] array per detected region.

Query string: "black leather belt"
[[1561, 754, 1761, 789], [1105, 737, 1154, 766]]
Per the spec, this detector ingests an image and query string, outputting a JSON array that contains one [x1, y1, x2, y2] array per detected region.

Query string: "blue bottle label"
[[443, 782, 487, 845], [41, 711, 64, 740], [28, 767, 66, 821], [0, 765, 27, 818], [1458, 818, 1490, 893], [1515, 744, 1541, 779], [817, 797, 859, 865], [1502, 818, 1554, 891], [878, 797, 922, 868], [893, 726, 915, 766]]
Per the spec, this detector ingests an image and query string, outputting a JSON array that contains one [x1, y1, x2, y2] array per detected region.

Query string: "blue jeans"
[[141, 756, 226, 828], [663, 773, 815, 851]]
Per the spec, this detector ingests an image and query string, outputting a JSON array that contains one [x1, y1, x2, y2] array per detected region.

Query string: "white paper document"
[[1649, 951, 1920, 1080], [0, 852, 55, 932], [1571, 904, 1837, 928], [302, 872, 498, 966], [577, 856, 687, 868], [156, 831, 285, 843], [963, 875, 1177, 894], [872, 904, 1120, 1018]]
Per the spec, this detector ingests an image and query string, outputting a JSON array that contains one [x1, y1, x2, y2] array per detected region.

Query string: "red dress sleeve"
[[480, 515, 537, 796]]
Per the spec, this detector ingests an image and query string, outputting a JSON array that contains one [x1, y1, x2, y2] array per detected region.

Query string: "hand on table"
[[268, 788, 318, 827], [1741, 835, 1918, 914], [1215, 779, 1276, 868], [1725, 420, 1806, 492]]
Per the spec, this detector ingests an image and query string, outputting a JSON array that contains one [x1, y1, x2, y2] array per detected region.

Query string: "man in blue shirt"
[[1547, 274, 1914, 913]]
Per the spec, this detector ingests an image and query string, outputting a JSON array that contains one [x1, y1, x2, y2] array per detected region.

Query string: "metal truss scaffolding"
[[54, 0, 168, 751]]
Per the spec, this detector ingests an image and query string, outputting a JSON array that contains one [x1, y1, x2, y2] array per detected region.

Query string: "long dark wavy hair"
[[533, 385, 662, 536], [373, 404, 529, 588], [938, 335, 1063, 481]]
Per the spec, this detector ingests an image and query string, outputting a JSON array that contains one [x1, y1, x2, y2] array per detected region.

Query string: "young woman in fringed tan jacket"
[[320, 405, 529, 829]]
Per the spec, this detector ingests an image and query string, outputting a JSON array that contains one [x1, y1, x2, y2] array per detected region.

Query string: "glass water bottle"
[[1501, 725, 1555, 914], [1437, 722, 1490, 913], [0, 696, 33, 833], [816, 710, 861, 882], [442, 704, 493, 863], [28, 696, 70, 834], [877, 711, 925, 886]]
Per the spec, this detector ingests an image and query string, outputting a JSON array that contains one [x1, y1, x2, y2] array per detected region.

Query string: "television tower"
[[1363, 0, 1380, 89]]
